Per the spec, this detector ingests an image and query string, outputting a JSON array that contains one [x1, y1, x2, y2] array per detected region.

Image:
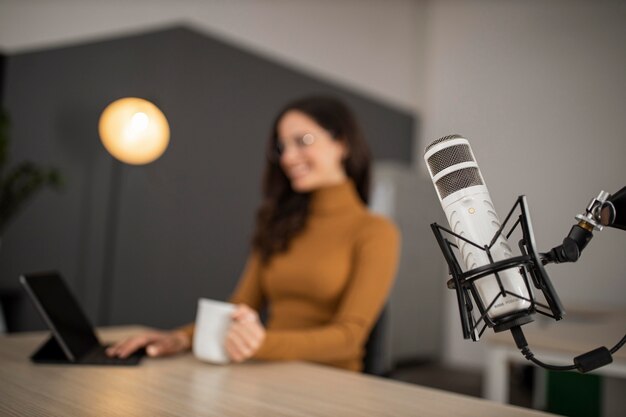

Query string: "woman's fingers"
[[231, 304, 256, 321], [146, 330, 190, 357], [231, 321, 263, 349], [106, 334, 154, 358], [228, 304, 266, 362], [106, 331, 190, 358], [225, 329, 250, 362]]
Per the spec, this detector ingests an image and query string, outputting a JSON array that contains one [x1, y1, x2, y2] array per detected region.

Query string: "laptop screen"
[[20, 272, 100, 360]]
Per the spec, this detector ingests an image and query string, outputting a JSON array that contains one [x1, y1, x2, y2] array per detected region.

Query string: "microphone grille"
[[436, 167, 483, 199], [424, 134, 464, 154], [427, 144, 474, 176], [424, 134, 485, 199], [425, 134, 475, 177]]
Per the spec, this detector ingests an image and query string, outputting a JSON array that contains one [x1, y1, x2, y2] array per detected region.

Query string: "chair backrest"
[[0, 302, 6, 334], [362, 305, 390, 376]]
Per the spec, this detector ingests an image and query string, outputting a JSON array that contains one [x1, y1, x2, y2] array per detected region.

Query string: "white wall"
[[0, 0, 428, 114], [423, 0, 626, 368]]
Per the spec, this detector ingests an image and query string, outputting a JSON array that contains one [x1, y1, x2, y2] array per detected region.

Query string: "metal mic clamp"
[[542, 190, 612, 265], [576, 190, 611, 231]]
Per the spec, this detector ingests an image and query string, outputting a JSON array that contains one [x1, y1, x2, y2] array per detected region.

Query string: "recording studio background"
[[1, 0, 625, 393]]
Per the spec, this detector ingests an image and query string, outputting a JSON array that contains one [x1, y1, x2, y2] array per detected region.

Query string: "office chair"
[[0, 303, 5, 333], [362, 305, 390, 376]]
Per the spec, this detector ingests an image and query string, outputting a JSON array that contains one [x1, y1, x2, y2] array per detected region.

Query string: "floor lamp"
[[97, 97, 170, 324]]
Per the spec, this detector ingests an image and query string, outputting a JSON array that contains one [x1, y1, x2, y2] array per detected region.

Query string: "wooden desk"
[[1, 326, 556, 417], [484, 310, 626, 403]]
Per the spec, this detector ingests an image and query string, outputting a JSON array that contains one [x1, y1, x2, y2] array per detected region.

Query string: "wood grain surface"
[[0, 326, 556, 417]]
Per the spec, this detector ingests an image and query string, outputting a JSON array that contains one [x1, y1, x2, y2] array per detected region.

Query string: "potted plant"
[[0, 107, 62, 238]]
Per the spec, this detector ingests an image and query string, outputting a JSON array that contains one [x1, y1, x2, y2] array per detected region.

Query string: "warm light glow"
[[98, 97, 170, 165]]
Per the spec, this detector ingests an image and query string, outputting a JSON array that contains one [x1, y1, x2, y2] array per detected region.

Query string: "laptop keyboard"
[[79, 346, 145, 366]]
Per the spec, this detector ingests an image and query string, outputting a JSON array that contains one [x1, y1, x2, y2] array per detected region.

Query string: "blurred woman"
[[107, 96, 400, 371]]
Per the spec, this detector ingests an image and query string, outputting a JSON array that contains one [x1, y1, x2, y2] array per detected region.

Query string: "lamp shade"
[[98, 97, 170, 165]]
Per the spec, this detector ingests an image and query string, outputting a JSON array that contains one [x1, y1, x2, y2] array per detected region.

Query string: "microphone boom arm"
[[541, 190, 612, 265]]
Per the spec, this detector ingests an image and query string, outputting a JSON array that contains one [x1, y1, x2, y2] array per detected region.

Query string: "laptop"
[[20, 271, 144, 365]]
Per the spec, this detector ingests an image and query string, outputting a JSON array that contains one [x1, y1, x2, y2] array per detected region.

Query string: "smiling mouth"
[[287, 164, 309, 179]]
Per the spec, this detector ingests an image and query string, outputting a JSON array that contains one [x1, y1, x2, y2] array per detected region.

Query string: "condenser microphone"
[[424, 135, 531, 321], [425, 136, 624, 372]]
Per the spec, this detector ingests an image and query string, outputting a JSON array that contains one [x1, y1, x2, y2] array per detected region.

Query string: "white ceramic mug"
[[192, 298, 236, 364]]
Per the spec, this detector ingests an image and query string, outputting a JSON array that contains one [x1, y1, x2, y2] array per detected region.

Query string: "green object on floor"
[[546, 371, 601, 417]]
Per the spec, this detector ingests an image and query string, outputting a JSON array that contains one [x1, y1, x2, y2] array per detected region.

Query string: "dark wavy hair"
[[252, 96, 371, 263]]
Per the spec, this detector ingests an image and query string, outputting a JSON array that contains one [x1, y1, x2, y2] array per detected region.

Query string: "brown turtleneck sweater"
[[185, 181, 400, 371]]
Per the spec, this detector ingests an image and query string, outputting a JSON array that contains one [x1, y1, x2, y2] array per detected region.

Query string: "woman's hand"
[[106, 329, 191, 358], [225, 304, 266, 363]]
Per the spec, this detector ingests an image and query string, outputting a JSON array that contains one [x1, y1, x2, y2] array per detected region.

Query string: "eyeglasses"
[[269, 132, 317, 162]]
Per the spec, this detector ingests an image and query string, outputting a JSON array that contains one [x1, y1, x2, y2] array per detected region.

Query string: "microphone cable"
[[510, 325, 626, 373]]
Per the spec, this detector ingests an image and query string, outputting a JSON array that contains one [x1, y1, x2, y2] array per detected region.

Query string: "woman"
[[107, 96, 400, 371]]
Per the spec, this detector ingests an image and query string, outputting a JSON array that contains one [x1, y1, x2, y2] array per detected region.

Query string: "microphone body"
[[424, 135, 531, 320]]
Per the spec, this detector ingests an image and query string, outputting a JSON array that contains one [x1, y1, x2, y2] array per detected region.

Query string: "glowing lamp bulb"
[[99, 97, 170, 165]]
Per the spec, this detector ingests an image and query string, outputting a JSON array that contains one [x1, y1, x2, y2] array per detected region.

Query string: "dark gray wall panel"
[[0, 53, 6, 101], [0, 26, 415, 331]]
